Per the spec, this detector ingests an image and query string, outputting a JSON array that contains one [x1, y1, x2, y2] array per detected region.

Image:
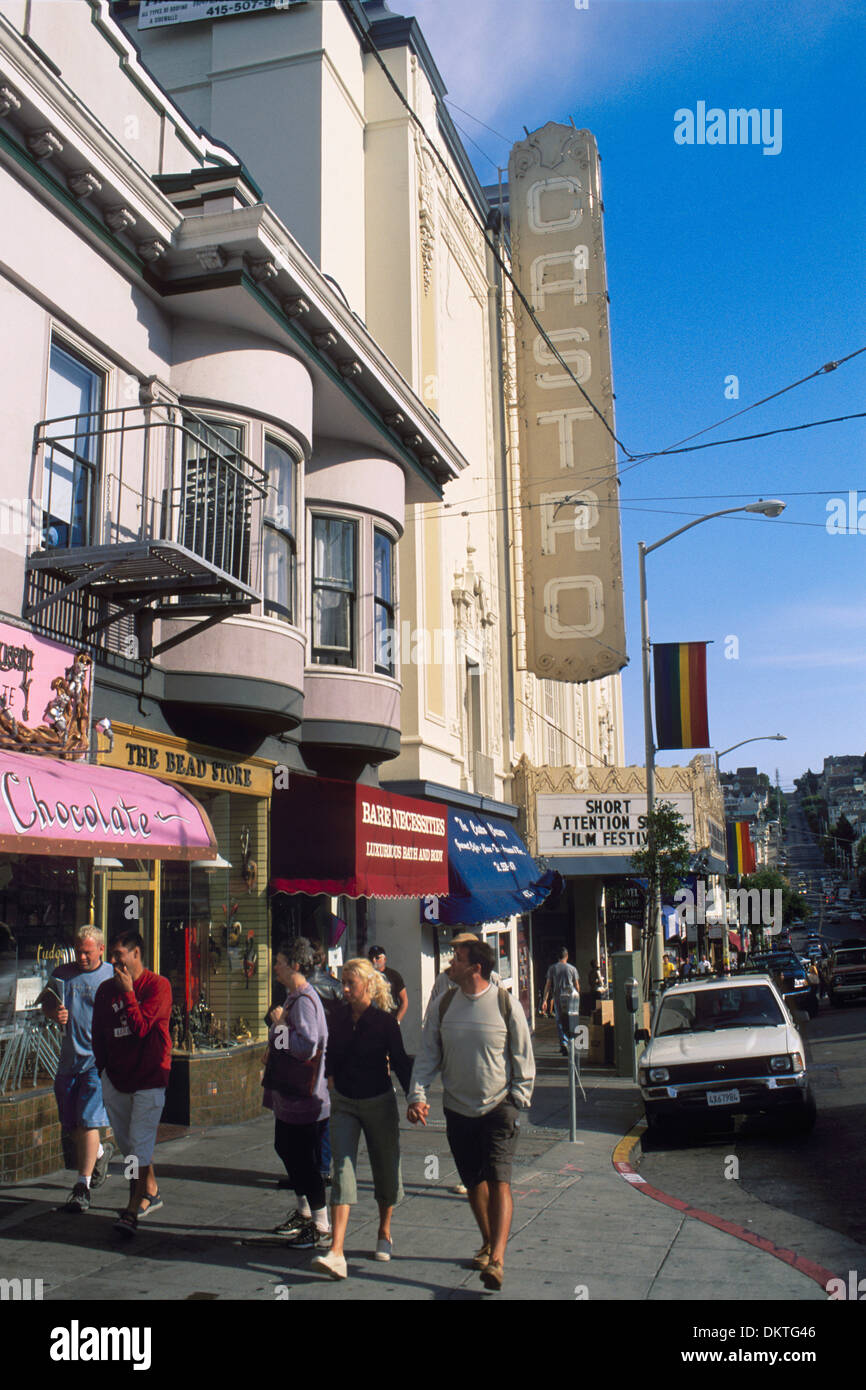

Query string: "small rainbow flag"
[[653, 642, 710, 749], [726, 821, 756, 876]]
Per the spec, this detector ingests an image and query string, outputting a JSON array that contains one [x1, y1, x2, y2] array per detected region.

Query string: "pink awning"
[[0, 750, 217, 860]]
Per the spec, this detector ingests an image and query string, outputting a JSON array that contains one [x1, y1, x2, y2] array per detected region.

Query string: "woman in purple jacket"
[[263, 937, 330, 1249]]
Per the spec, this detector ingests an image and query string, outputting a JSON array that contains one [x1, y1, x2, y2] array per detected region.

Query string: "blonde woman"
[[311, 957, 412, 1280]]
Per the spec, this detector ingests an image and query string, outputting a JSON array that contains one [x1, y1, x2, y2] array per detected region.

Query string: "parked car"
[[742, 951, 819, 1019], [638, 976, 816, 1137], [821, 945, 866, 1006]]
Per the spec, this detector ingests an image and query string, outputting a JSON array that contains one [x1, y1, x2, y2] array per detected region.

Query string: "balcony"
[[25, 405, 267, 660]]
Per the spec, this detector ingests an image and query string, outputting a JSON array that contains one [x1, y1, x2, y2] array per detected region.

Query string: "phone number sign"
[[138, 1, 306, 29]]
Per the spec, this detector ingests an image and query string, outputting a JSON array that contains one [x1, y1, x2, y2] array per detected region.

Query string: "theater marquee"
[[508, 123, 627, 682]]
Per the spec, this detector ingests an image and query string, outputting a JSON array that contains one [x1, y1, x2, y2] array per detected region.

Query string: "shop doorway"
[[97, 863, 158, 967]]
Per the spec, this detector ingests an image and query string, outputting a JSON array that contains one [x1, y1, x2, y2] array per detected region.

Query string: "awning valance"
[[420, 809, 556, 926], [0, 749, 217, 860], [271, 777, 449, 899]]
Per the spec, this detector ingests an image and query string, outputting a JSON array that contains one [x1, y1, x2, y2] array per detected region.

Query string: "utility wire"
[[366, 30, 866, 502], [444, 99, 513, 146], [616, 347, 866, 478]]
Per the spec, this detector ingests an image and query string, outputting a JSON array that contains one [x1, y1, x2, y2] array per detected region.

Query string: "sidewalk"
[[0, 1022, 837, 1300]]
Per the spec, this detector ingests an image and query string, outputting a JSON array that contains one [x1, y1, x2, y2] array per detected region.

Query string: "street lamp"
[[639, 500, 786, 1003], [716, 734, 786, 769]]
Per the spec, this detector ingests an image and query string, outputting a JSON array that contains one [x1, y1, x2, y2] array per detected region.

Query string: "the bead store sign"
[[101, 724, 272, 797]]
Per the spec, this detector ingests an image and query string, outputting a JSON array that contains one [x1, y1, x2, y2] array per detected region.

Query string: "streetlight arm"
[[642, 506, 764, 558], [717, 735, 786, 761]]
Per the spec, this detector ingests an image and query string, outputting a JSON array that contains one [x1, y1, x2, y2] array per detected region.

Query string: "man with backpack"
[[407, 938, 535, 1293], [542, 947, 580, 1056]]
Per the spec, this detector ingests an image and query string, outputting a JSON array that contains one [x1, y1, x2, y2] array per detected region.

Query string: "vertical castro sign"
[[508, 123, 627, 682]]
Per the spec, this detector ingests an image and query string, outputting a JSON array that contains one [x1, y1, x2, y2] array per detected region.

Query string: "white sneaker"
[[311, 1248, 348, 1280], [374, 1237, 393, 1262], [451, 1183, 468, 1196]]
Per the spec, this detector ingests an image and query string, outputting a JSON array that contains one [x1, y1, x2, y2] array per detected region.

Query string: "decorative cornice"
[[26, 127, 63, 160], [0, 14, 183, 242], [281, 294, 310, 319], [137, 238, 167, 262], [67, 168, 102, 199], [0, 83, 21, 117], [247, 256, 279, 284], [104, 204, 136, 233], [195, 244, 226, 272]]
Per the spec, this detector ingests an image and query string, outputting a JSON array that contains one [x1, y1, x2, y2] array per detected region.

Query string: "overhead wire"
[[366, 39, 866, 503]]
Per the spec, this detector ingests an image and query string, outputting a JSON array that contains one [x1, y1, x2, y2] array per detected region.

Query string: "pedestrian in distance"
[[40, 925, 115, 1213], [407, 938, 536, 1292], [311, 957, 413, 1280], [264, 937, 331, 1251], [588, 957, 607, 1013], [542, 947, 580, 1055], [91, 930, 172, 1237], [367, 944, 408, 1024]]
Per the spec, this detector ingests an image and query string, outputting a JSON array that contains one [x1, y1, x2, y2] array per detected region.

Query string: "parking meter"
[[563, 990, 583, 1142], [625, 976, 640, 1083], [565, 990, 582, 1038]]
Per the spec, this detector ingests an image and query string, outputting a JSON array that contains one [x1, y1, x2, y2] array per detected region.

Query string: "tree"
[[630, 800, 693, 990]]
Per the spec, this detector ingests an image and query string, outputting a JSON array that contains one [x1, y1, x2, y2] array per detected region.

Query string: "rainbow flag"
[[726, 821, 756, 876], [653, 642, 710, 749]]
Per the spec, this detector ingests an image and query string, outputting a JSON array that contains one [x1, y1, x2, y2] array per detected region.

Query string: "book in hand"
[[36, 981, 65, 1010]]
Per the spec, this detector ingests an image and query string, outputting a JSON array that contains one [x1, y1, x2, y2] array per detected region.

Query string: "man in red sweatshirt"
[[92, 929, 172, 1237]]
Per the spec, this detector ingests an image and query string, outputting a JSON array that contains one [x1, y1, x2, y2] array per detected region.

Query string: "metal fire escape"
[[25, 400, 268, 660]]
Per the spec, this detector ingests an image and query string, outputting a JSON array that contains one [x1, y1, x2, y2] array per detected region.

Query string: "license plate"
[[707, 1088, 740, 1106]]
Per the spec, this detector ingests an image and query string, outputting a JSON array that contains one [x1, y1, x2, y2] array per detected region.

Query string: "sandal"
[[114, 1210, 138, 1237], [481, 1258, 504, 1290], [138, 1190, 163, 1217]]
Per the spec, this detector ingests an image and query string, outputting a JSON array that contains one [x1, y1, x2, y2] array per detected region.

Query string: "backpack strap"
[[438, 986, 457, 1023]]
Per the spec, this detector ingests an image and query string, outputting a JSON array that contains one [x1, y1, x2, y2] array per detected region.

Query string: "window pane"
[[313, 517, 354, 586], [374, 530, 393, 603], [181, 417, 249, 581], [263, 526, 293, 622], [375, 601, 395, 675], [265, 437, 295, 536], [314, 589, 351, 651], [43, 344, 102, 547]]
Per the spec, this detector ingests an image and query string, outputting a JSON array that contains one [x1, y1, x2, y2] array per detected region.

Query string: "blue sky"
[[396, 0, 866, 788]]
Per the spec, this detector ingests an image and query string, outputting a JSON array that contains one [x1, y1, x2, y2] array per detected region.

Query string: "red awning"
[[0, 749, 217, 860], [728, 931, 743, 952], [271, 776, 448, 899]]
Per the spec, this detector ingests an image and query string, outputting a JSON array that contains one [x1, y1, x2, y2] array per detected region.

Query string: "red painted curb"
[[612, 1147, 840, 1292]]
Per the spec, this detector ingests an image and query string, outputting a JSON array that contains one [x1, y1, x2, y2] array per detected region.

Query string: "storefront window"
[[0, 855, 89, 1096], [0, 857, 89, 1028], [160, 790, 268, 1051]]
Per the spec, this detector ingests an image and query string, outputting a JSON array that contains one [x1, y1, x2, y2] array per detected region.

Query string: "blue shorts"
[[54, 1067, 109, 1130]]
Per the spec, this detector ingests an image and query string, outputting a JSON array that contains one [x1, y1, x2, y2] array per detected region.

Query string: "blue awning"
[[420, 809, 557, 925]]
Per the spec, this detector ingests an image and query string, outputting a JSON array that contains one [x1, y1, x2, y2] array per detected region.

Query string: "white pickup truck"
[[638, 975, 815, 1138]]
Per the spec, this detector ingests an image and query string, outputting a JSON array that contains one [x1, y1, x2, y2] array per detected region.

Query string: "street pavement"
[[1, 1019, 857, 1305]]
